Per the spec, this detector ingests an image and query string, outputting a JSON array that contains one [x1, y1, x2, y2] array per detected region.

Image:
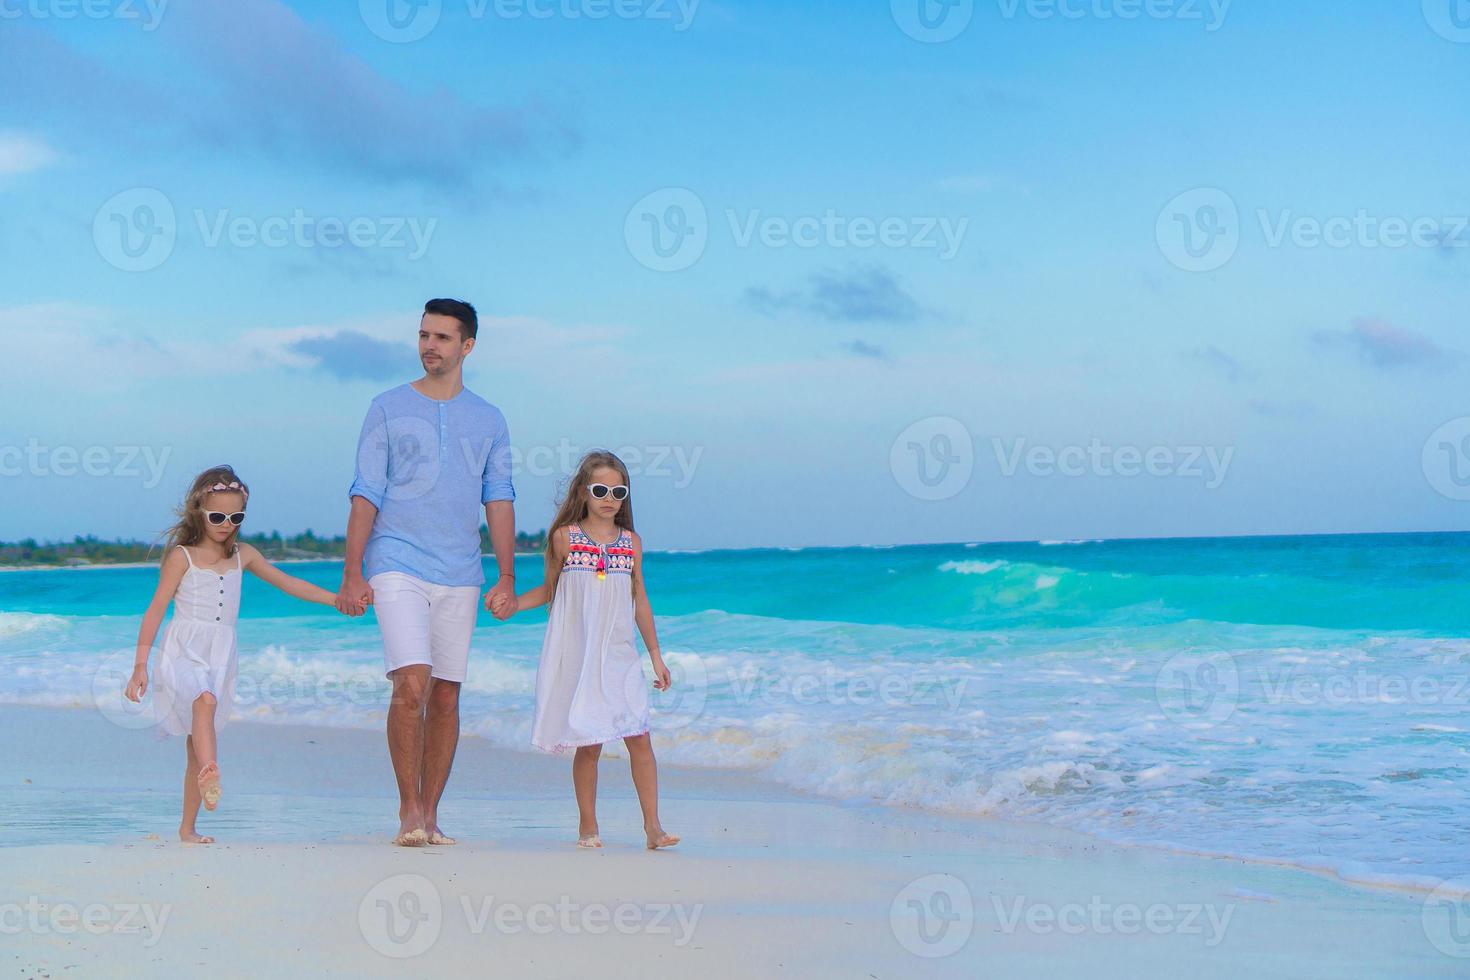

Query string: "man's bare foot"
[[197, 762, 221, 812], [421, 813, 456, 845], [645, 827, 680, 850], [395, 807, 427, 847], [179, 830, 215, 844]]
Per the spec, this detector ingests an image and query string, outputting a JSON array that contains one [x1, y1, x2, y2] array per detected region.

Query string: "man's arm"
[[340, 400, 388, 616], [484, 499, 516, 619], [481, 408, 517, 619], [337, 496, 378, 615]]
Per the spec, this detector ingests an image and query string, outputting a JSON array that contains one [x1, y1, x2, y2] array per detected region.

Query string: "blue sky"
[[2, 0, 1468, 550]]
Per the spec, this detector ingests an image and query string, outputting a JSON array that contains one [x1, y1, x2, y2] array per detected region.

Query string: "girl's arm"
[[126, 548, 188, 701], [629, 532, 671, 691], [238, 543, 349, 608], [512, 528, 567, 612]]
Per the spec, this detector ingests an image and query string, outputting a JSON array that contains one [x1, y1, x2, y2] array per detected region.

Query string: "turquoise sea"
[[2, 532, 1467, 889]]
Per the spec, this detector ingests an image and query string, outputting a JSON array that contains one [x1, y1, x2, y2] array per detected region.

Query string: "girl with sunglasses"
[[125, 465, 352, 843], [502, 450, 679, 850]]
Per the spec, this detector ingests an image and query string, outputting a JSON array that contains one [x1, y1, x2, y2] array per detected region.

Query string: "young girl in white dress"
[[505, 451, 680, 850], [125, 465, 352, 843]]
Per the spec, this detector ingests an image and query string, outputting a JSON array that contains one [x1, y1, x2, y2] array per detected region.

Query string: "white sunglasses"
[[204, 511, 246, 527], [588, 483, 628, 501]]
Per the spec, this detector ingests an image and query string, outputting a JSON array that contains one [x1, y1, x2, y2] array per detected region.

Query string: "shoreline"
[[1, 705, 1456, 977], [2, 702, 1460, 904]]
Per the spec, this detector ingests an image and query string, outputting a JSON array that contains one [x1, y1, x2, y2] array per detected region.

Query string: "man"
[[337, 298, 517, 847]]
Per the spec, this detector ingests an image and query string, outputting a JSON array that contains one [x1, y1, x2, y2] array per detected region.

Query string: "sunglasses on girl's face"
[[205, 511, 246, 527], [588, 484, 629, 501]]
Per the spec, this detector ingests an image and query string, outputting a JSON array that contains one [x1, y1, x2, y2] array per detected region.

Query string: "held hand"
[[336, 575, 373, 617], [651, 656, 672, 692], [125, 665, 148, 703], [485, 577, 516, 620]]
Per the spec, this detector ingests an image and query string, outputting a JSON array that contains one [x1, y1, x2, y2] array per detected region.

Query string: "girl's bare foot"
[[645, 827, 680, 850], [197, 762, 221, 812], [180, 830, 215, 844]]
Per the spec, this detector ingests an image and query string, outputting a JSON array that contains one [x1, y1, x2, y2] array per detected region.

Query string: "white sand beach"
[[1, 705, 1460, 979]]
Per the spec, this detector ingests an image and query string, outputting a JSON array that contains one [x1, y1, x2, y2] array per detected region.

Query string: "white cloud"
[[0, 132, 60, 178]]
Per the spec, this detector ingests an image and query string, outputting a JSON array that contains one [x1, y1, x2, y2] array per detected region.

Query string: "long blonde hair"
[[160, 465, 251, 562], [543, 452, 635, 608]]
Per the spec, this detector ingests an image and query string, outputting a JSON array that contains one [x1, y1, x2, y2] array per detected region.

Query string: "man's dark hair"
[[423, 298, 478, 341]]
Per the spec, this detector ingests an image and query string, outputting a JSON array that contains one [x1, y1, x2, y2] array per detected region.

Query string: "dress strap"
[[179, 546, 194, 567], [235, 549, 243, 571]]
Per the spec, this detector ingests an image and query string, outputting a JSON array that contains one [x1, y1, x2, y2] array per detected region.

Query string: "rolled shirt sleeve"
[[481, 411, 516, 504], [348, 400, 389, 510]]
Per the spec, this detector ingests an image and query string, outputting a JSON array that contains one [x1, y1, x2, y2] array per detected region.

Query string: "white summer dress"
[[531, 524, 650, 753], [153, 547, 242, 737]]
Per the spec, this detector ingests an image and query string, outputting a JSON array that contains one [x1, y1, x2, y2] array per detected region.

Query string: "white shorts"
[[369, 572, 480, 683]]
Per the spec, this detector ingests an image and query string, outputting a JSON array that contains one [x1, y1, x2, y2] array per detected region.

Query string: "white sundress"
[[531, 524, 651, 753], [153, 546, 242, 737]]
